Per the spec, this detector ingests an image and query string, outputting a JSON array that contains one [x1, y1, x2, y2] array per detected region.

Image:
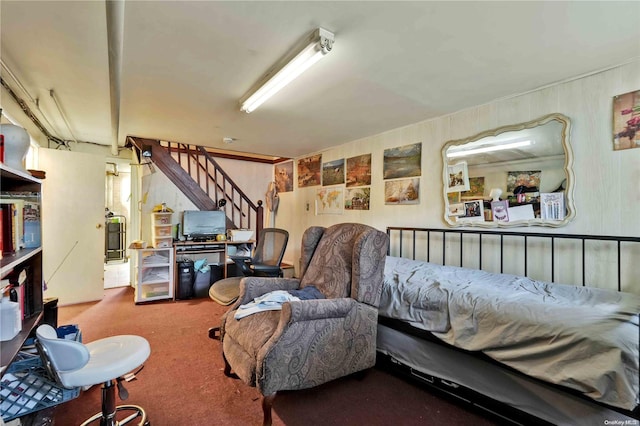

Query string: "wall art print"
[[613, 89, 640, 151], [345, 187, 370, 211], [346, 153, 372, 187], [297, 154, 322, 188], [384, 178, 419, 205], [383, 142, 422, 179], [316, 187, 344, 215], [274, 161, 293, 192], [322, 158, 345, 186]]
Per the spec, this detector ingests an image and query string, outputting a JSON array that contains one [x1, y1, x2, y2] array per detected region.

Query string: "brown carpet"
[[51, 287, 498, 426]]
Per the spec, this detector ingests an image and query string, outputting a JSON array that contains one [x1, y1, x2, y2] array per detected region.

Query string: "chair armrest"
[[235, 277, 301, 306], [257, 301, 378, 395], [286, 298, 356, 321]]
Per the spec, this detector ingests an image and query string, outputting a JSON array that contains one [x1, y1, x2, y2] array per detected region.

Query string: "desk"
[[173, 240, 254, 279]]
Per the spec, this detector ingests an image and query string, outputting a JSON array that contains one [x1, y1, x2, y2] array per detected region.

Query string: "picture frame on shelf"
[[540, 192, 565, 220], [491, 200, 510, 223]]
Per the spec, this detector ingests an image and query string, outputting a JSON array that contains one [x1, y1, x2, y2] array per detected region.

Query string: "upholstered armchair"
[[219, 223, 389, 425]]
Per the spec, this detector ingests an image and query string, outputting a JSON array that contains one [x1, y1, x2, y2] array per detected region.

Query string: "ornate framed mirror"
[[442, 113, 575, 228]]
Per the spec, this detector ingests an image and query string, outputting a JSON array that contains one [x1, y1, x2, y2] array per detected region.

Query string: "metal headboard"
[[387, 227, 640, 293]]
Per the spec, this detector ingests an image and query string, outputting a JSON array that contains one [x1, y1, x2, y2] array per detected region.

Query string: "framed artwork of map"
[[316, 187, 344, 214]]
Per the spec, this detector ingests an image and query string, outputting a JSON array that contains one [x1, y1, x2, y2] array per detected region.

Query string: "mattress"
[[379, 256, 640, 410]]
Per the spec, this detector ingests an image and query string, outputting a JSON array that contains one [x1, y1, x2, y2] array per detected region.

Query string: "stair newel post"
[[256, 200, 264, 244]]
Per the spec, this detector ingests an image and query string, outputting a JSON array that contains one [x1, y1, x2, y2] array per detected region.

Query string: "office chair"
[[229, 228, 289, 278], [35, 324, 151, 426]]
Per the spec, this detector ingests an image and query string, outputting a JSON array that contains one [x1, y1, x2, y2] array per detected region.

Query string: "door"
[[39, 149, 105, 304]]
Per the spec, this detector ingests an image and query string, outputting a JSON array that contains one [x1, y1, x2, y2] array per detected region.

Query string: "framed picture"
[[448, 203, 465, 217], [491, 200, 510, 222], [446, 161, 470, 193], [461, 176, 485, 199], [345, 187, 370, 210], [613, 89, 640, 151], [462, 200, 485, 222], [384, 178, 420, 205], [540, 192, 565, 220], [315, 187, 344, 215], [383, 142, 422, 179], [322, 158, 345, 186], [297, 154, 322, 188], [346, 154, 372, 187], [274, 161, 293, 192]]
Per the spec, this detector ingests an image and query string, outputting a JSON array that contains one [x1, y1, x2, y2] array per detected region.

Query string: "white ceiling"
[[1, 1, 639, 159]]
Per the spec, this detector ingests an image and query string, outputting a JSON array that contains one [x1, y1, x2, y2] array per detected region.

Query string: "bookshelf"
[[0, 163, 43, 370]]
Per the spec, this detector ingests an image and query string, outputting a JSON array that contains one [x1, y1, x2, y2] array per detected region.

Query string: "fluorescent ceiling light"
[[447, 140, 532, 158], [240, 28, 334, 113]]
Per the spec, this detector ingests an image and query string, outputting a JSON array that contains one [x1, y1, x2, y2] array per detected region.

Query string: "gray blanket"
[[379, 256, 640, 410]]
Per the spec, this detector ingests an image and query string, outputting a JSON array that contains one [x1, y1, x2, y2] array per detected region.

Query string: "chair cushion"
[[60, 335, 150, 388], [209, 277, 242, 305]]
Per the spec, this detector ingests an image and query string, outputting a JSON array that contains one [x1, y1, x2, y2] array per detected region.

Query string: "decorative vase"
[[0, 123, 30, 172]]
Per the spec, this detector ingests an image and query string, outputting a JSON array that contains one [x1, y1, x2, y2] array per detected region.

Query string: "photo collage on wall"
[[291, 142, 423, 214]]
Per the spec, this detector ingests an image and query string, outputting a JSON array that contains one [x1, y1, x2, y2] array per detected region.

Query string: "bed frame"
[[378, 227, 640, 425]]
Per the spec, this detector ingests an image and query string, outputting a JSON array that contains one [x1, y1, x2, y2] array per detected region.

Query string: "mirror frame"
[[441, 113, 575, 228]]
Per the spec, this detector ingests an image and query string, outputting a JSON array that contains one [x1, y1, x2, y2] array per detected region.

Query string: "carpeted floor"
[[51, 287, 498, 425]]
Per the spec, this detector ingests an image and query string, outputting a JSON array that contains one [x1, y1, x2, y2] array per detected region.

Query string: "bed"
[[377, 227, 640, 425]]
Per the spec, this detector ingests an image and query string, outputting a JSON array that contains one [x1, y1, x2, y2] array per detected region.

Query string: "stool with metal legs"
[[36, 324, 151, 426]]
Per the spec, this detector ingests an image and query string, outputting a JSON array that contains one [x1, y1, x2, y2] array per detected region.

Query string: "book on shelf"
[[0, 198, 42, 253], [22, 201, 41, 249], [0, 199, 25, 252]]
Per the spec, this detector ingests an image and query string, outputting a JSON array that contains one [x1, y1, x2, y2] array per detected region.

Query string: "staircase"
[[127, 136, 263, 238]]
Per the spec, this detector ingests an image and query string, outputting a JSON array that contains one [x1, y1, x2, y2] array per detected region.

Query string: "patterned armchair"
[[219, 223, 389, 425]]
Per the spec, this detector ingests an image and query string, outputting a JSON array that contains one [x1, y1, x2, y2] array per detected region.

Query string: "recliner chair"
[[35, 324, 151, 426], [218, 223, 389, 426]]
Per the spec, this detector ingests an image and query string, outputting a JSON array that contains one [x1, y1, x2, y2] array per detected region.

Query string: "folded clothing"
[[234, 286, 325, 319]]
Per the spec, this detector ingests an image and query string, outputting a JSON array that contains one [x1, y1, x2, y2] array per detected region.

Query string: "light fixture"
[[447, 140, 532, 158], [240, 27, 334, 113]]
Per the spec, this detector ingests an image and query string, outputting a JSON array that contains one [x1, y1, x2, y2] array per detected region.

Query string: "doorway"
[[104, 160, 131, 288]]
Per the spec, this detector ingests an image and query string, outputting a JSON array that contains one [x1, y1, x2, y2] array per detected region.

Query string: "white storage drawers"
[[151, 212, 173, 248], [134, 248, 174, 303]]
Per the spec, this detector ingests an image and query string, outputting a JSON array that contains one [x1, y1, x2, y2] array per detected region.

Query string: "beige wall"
[[275, 61, 640, 293], [139, 158, 273, 243]]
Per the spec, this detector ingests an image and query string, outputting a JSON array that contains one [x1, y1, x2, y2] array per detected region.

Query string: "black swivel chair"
[[230, 228, 289, 278], [208, 228, 289, 308]]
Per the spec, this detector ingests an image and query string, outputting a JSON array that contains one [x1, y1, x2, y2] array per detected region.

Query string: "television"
[[182, 210, 226, 240]]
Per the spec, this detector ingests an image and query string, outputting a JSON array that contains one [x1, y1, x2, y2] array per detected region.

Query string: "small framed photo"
[[462, 200, 484, 222], [491, 200, 510, 222], [446, 161, 470, 193], [540, 193, 565, 220], [448, 203, 465, 217]]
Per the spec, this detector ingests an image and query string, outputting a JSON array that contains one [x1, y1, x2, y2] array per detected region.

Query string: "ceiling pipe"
[[106, 0, 125, 156]]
